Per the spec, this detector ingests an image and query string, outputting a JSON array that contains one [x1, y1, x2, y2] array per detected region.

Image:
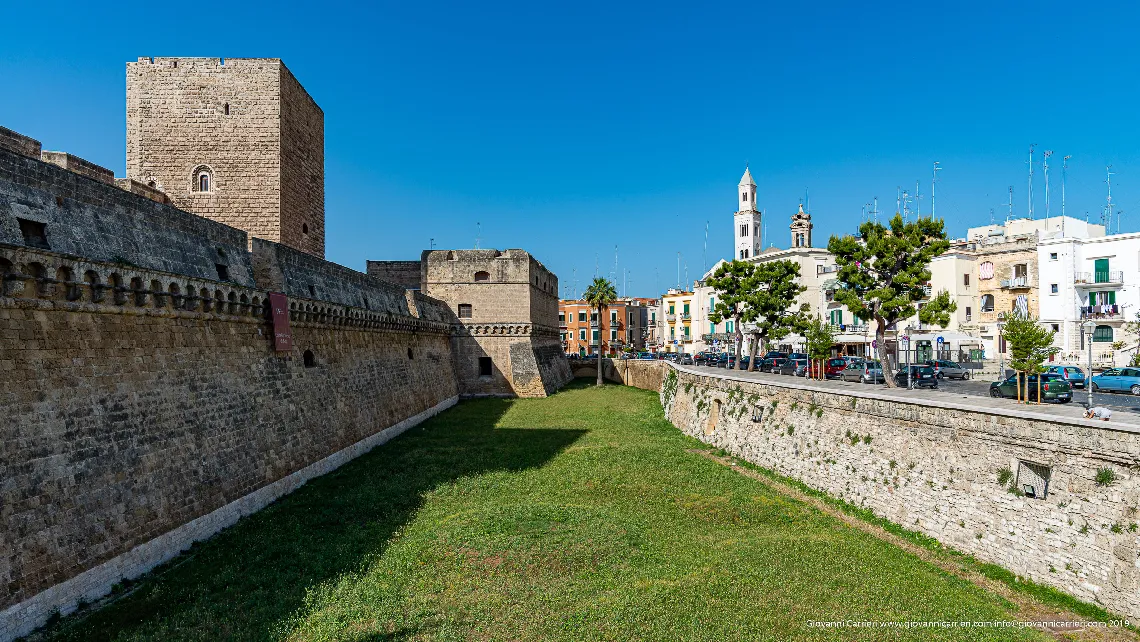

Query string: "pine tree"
[[804, 315, 837, 380], [827, 214, 957, 387], [741, 260, 810, 371], [1002, 311, 1059, 404], [706, 261, 756, 370]]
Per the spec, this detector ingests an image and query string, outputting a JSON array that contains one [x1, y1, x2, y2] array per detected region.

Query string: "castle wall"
[[662, 365, 1140, 621], [0, 146, 254, 286], [0, 144, 461, 640], [422, 249, 570, 397], [366, 260, 423, 290]]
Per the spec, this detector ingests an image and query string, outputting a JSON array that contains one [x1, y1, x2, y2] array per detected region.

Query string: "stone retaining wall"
[[660, 364, 1140, 621]]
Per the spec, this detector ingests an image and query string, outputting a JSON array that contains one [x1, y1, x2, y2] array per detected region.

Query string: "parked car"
[[757, 357, 780, 373], [823, 357, 851, 379], [678, 353, 694, 365], [924, 359, 971, 380], [989, 373, 1073, 402], [1045, 365, 1087, 389], [762, 351, 788, 361], [894, 365, 938, 388], [787, 352, 809, 362], [778, 358, 808, 376], [838, 360, 884, 384], [1089, 367, 1140, 395]]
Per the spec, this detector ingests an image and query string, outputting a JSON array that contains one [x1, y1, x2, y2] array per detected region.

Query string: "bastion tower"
[[126, 57, 324, 257]]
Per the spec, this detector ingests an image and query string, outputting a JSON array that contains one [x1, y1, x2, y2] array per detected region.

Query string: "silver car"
[[838, 360, 885, 383], [925, 360, 970, 380]]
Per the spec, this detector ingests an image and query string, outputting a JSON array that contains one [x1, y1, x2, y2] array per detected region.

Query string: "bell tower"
[[734, 167, 762, 259], [790, 202, 813, 248]]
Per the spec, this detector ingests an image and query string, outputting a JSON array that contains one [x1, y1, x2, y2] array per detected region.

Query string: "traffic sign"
[[936, 336, 944, 345], [872, 340, 877, 348]]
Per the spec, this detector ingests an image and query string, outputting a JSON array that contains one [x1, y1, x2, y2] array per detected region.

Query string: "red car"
[[824, 357, 855, 379]]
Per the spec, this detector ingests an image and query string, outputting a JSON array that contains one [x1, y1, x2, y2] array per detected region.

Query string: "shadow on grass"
[[40, 398, 586, 641]]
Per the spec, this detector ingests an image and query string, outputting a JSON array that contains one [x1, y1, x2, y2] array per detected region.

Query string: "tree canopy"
[[827, 214, 957, 385], [706, 260, 756, 369], [583, 277, 617, 386]]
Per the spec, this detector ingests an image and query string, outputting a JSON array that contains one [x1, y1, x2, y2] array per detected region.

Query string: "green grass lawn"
[[42, 381, 1047, 642]]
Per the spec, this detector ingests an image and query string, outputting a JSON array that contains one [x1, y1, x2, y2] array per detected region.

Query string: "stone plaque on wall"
[[270, 292, 292, 352]]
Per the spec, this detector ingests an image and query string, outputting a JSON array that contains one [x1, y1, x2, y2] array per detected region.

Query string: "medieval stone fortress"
[[4, 54, 1140, 642], [0, 57, 569, 639]]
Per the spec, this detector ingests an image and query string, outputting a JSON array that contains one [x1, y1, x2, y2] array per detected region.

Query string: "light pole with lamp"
[[904, 324, 914, 389], [1083, 319, 1096, 409], [996, 319, 1006, 380]]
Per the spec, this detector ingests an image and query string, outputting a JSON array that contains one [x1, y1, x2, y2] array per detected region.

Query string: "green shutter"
[[1095, 258, 1109, 282], [1090, 292, 1095, 306]]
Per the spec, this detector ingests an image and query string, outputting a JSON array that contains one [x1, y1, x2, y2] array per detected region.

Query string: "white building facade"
[[1038, 231, 1140, 367]]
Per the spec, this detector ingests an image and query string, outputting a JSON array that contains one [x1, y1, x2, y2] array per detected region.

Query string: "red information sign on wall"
[[269, 292, 292, 352]]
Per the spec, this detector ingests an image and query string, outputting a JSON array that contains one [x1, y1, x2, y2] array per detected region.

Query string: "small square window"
[[1050, 283, 1058, 294], [18, 218, 49, 250], [458, 304, 472, 318], [1049, 252, 1058, 261], [1051, 324, 1060, 332], [478, 356, 492, 377]]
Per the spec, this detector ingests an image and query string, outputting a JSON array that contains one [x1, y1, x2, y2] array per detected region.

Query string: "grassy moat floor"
[[40, 381, 1082, 641]]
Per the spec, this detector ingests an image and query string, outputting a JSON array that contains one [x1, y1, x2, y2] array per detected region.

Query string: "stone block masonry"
[[126, 57, 324, 257], [0, 241, 458, 641], [661, 364, 1140, 621], [420, 249, 571, 397]]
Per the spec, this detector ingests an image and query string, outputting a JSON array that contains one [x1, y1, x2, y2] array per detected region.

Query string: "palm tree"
[[583, 276, 618, 386]]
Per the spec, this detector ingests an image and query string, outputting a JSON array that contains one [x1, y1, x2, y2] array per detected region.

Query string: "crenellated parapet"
[[0, 243, 450, 335]]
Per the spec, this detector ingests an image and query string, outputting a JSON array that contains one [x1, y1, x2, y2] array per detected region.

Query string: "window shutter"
[[1109, 290, 1117, 305]]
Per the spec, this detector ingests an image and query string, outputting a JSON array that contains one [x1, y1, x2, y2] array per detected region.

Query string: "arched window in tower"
[[191, 165, 214, 193]]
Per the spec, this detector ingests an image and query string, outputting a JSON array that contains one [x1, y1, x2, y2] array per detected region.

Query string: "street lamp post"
[[996, 320, 1005, 380], [1083, 319, 1096, 409], [904, 324, 914, 389]]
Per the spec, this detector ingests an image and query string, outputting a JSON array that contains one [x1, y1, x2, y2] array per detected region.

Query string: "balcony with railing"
[[680, 313, 691, 322], [666, 314, 677, 322], [1075, 271, 1124, 287], [1080, 304, 1124, 321], [831, 323, 870, 334], [702, 332, 735, 342], [817, 264, 840, 275], [1000, 276, 1031, 289]]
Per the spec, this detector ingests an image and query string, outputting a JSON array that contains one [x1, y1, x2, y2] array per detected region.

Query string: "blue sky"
[[3, 1, 1139, 298]]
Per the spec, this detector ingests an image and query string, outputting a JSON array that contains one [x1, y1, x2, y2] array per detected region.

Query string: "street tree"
[[706, 260, 757, 370], [804, 315, 837, 380], [583, 276, 617, 386], [1002, 310, 1059, 404], [827, 214, 957, 387], [741, 260, 810, 371]]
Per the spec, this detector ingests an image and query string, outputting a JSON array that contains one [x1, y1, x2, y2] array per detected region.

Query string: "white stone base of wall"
[[0, 395, 459, 642]]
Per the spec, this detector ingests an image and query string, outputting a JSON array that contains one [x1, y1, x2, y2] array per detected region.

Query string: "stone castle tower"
[[126, 57, 324, 257], [790, 202, 812, 248], [734, 167, 761, 259]]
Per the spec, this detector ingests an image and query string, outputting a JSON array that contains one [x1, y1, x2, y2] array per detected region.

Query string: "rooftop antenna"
[[872, 197, 879, 223], [1043, 150, 1053, 230], [1106, 165, 1115, 232], [1062, 155, 1071, 237], [475, 222, 481, 249], [901, 189, 912, 222], [932, 162, 941, 219], [1007, 186, 1014, 224], [676, 252, 680, 289], [990, 208, 995, 225], [861, 204, 867, 223], [1027, 144, 1035, 219], [595, 252, 599, 277], [429, 238, 435, 250], [703, 220, 709, 272], [572, 268, 577, 299], [915, 180, 921, 219], [612, 244, 618, 284]]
